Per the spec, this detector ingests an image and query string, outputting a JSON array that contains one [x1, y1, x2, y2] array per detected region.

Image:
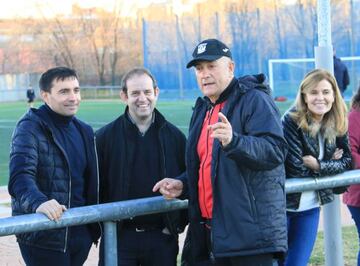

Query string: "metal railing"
[[2, 169, 360, 266]]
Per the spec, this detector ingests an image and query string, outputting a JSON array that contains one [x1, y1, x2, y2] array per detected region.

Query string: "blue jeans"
[[347, 205, 360, 266], [283, 207, 320, 266]]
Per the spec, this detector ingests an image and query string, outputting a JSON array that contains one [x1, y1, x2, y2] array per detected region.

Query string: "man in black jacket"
[[333, 50, 350, 96], [96, 67, 187, 266], [154, 39, 288, 265], [8, 67, 100, 266]]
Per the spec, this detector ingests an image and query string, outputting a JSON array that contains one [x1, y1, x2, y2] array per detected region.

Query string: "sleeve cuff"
[[222, 132, 238, 152]]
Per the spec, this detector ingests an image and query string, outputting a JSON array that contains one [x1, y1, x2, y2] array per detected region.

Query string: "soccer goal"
[[268, 56, 360, 100]]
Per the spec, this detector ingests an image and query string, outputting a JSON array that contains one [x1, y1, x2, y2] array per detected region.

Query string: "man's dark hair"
[[39, 67, 78, 92], [120, 67, 157, 94]]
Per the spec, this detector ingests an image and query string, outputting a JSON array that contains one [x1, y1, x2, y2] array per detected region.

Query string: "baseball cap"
[[186, 39, 232, 68]]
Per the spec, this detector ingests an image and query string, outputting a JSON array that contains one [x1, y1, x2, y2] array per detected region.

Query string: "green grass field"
[[0, 99, 291, 186], [0, 99, 197, 185]]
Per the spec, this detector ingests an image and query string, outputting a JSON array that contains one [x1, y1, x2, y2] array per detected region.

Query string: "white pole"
[[315, 1, 344, 266], [268, 60, 274, 93]]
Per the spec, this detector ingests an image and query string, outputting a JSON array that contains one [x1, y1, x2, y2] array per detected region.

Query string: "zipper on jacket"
[[158, 128, 173, 234], [65, 154, 72, 253], [48, 130, 71, 253], [200, 107, 214, 219], [94, 136, 100, 205], [248, 186, 258, 222], [93, 135, 103, 244], [209, 102, 224, 189]]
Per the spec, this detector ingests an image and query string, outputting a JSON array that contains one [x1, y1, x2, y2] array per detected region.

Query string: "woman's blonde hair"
[[290, 69, 348, 143]]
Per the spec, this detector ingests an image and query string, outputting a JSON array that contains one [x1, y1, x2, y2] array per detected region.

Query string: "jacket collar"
[[123, 106, 167, 131], [23, 106, 93, 143], [204, 78, 237, 108], [24, 106, 73, 131]]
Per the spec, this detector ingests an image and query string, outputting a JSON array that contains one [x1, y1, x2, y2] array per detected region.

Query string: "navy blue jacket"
[[183, 75, 288, 261], [8, 107, 100, 252], [96, 108, 188, 237], [334, 56, 350, 94]]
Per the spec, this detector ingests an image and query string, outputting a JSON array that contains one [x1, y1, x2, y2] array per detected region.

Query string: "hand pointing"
[[207, 112, 233, 147]]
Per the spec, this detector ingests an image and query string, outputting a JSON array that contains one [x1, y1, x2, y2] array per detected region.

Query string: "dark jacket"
[[334, 56, 350, 94], [95, 108, 188, 237], [183, 75, 288, 262], [8, 107, 100, 252], [282, 111, 352, 210]]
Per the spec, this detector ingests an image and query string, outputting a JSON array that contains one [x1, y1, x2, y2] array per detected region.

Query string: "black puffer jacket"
[[182, 75, 288, 262], [8, 108, 100, 252], [282, 111, 352, 210]]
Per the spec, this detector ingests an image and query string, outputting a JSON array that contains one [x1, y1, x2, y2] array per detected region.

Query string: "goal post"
[[268, 56, 360, 100]]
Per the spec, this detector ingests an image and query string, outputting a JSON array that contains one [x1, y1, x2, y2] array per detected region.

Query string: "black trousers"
[[99, 228, 178, 266], [19, 226, 93, 266]]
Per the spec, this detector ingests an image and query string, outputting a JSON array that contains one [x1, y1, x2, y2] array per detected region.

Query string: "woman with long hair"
[[343, 85, 360, 266], [282, 69, 352, 266]]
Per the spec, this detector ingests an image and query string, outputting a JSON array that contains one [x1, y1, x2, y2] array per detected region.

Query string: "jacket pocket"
[[247, 186, 258, 222]]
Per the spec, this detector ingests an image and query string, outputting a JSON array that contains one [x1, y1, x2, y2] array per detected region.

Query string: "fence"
[[0, 86, 203, 102], [79, 86, 202, 100], [1, 170, 360, 266], [0, 73, 41, 102]]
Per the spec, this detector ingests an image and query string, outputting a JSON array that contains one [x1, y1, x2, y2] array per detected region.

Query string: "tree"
[[226, 0, 258, 75], [285, 0, 317, 58]]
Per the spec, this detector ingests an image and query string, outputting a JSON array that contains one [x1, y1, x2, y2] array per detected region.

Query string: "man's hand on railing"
[[36, 199, 67, 221], [153, 178, 183, 199]]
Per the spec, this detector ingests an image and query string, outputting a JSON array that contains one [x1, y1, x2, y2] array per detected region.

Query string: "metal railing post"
[[104, 221, 118, 266], [323, 196, 344, 266]]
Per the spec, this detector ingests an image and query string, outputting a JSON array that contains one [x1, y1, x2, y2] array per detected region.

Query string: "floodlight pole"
[[315, 1, 344, 266]]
